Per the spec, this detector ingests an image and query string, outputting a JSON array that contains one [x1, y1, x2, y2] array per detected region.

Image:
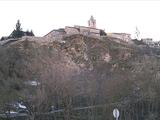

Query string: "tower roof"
[[90, 15, 94, 20]]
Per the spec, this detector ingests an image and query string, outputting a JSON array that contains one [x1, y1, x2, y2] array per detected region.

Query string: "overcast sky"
[[0, 1, 160, 41]]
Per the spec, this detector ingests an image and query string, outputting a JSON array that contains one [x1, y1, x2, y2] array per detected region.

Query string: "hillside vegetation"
[[0, 35, 160, 120]]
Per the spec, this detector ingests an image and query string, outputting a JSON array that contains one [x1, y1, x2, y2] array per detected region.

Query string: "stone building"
[[65, 16, 101, 37], [44, 16, 106, 40], [74, 25, 100, 36], [44, 28, 66, 41], [107, 33, 131, 42], [141, 38, 153, 45], [88, 15, 96, 28], [64, 25, 101, 37], [64, 26, 79, 35]]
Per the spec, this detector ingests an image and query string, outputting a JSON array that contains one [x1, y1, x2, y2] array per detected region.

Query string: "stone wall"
[[44, 25, 101, 41], [90, 28, 100, 34], [74, 25, 100, 37], [79, 27, 90, 35], [89, 28, 100, 36], [107, 33, 131, 42], [44, 30, 66, 41], [65, 26, 79, 35]]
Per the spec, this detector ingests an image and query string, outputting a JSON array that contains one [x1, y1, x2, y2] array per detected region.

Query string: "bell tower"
[[88, 15, 96, 28]]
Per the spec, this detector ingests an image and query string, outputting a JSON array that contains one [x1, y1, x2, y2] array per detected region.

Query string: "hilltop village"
[[0, 16, 160, 47], [44, 16, 132, 43]]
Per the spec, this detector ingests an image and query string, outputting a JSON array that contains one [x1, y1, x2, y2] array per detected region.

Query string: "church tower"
[[88, 15, 96, 28]]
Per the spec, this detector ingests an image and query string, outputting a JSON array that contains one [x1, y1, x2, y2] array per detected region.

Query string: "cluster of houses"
[[141, 38, 160, 47]]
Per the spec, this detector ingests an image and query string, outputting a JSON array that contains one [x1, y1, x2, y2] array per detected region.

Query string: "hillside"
[[0, 35, 160, 120]]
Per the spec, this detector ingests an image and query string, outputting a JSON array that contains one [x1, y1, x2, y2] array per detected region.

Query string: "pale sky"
[[0, 1, 160, 41]]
